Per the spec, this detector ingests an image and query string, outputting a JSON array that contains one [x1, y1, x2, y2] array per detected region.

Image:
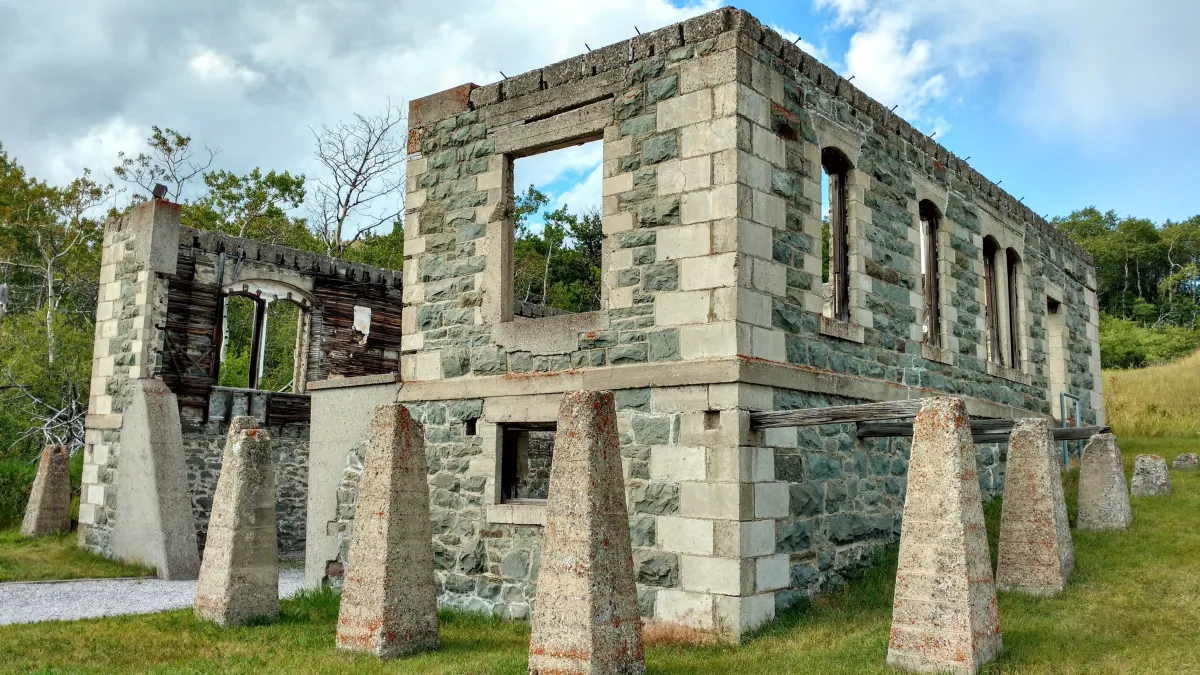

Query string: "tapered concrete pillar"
[[1130, 454, 1171, 497], [20, 445, 71, 537], [996, 419, 1074, 596], [1077, 433, 1132, 531], [194, 417, 279, 626], [887, 397, 1002, 675], [336, 404, 439, 658], [110, 379, 200, 579], [528, 390, 644, 675]]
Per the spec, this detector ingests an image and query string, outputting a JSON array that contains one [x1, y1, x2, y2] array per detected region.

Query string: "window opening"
[[501, 424, 556, 502], [218, 294, 261, 389], [821, 147, 852, 323], [1006, 249, 1021, 368], [919, 201, 942, 347], [217, 293, 308, 392], [261, 299, 304, 392], [983, 237, 1002, 365], [510, 139, 603, 317]]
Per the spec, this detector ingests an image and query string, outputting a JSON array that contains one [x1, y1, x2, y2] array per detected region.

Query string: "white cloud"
[[188, 49, 262, 86], [39, 117, 143, 187], [0, 0, 718, 191], [816, 0, 1200, 140], [554, 162, 603, 215]]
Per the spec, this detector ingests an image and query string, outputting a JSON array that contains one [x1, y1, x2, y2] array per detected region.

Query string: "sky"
[[1, 0, 1198, 229]]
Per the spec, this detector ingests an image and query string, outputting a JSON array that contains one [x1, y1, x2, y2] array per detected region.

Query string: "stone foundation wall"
[[182, 407, 309, 554]]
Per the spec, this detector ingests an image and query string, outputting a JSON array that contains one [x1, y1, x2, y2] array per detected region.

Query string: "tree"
[[309, 103, 407, 257], [512, 186, 601, 313], [113, 126, 218, 201], [193, 167, 307, 239]]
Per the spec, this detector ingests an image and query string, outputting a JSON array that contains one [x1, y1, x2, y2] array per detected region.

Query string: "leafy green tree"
[[195, 168, 307, 239], [113, 126, 217, 202], [512, 186, 601, 313]]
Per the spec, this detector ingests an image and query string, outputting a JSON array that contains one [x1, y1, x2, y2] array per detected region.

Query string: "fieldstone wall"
[[182, 389, 309, 554], [384, 4, 1100, 640]]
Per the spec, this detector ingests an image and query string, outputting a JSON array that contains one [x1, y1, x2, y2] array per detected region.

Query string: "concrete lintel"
[[307, 373, 401, 391], [398, 356, 1047, 422]]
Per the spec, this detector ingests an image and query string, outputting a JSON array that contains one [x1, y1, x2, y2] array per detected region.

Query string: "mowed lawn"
[[0, 437, 1196, 674], [0, 530, 151, 583]]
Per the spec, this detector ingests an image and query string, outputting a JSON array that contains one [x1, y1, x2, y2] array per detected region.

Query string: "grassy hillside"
[[1105, 350, 1200, 437]]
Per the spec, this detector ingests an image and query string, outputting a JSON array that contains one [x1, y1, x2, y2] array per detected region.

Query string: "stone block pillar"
[[194, 417, 279, 625], [995, 418, 1073, 596], [1076, 433, 1132, 530], [529, 390, 644, 675], [336, 404, 439, 658], [20, 445, 71, 537], [1130, 454, 1171, 497], [109, 379, 200, 579], [887, 397, 1001, 675]]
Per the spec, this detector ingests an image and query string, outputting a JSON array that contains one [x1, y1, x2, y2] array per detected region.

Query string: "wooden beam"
[[857, 421, 1109, 443], [749, 399, 929, 430]]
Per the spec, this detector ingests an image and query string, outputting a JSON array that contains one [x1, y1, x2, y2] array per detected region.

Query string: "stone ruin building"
[[77, 6, 1104, 642]]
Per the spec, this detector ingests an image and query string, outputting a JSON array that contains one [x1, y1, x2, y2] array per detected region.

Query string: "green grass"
[[0, 437, 1196, 674], [0, 530, 152, 582]]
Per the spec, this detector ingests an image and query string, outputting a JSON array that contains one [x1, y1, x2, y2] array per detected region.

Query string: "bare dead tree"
[[309, 102, 407, 257], [114, 126, 219, 202]]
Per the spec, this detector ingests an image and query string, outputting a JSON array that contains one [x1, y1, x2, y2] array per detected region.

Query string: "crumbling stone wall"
[[80, 199, 404, 561]]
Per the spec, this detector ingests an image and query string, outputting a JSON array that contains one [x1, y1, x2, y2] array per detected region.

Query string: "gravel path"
[[0, 569, 306, 626]]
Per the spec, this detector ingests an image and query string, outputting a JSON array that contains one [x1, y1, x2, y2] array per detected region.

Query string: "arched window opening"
[[261, 299, 307, 393], [216, 287, 311, 393], [983, 237, 1002, 365], [821, 147, 853, 323], [218, 294, 261, 389], [919, 200, 942, 347], [1006, 248, 1021, 368]]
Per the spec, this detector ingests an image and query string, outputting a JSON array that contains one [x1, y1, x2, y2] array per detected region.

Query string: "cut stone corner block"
[[996, 418, 1074, 597], [20, 444, 72, 537], [1130, 454, 1171, 497], [1077, 433, 1132, 531], [110, 378, 201, 580], [529, 390, 645, 675], [194, 417, 279, 626], [887, 396, 1002, 675], [336, 403, 440, 659], [1171, 453, 1198, 470]]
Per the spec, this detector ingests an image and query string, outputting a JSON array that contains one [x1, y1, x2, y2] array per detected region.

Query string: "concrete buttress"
[[528, 390, 645, 675], [336, 403, 440, 658], [886, 397, 1002, 675]]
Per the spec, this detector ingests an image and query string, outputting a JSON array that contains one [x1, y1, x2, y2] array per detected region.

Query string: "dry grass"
[[1105, 350, 1200, 437]]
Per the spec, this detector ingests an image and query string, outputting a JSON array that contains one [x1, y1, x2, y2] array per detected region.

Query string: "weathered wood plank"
[[749, 399, 930, 429], [858, 421, 1110, 443]]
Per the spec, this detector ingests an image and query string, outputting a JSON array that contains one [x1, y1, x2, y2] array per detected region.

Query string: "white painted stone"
[[739, 289, 772, 328], [658, 156, 712, 195], [680, 555, 742, 595], [753, 481, 789, 518], [655, 290, 712, 326], [751, 189, 786, 229], [751, 124, 785, 166], [679, 323, 738, 359], [680, 482, 744, 520], [680, 253, 738, 291], [658, 516, 715, 555], [713, 593, 775, 634], [650, 445, 708, 481], [755, 554, 790, 592], [656, 589, 714, 629], [681, 117, 737, 158], [603, 211, 635, 234], [603, 173, 633, 196], [657, 223, 712, 260], [741, 520, 776, 557], [751, 258, 787, 296], [657, 90, 713, 131]]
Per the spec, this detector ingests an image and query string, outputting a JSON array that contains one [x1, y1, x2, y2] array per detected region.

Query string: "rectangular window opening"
[[500, 423, 556, 503], [217, 294, 308, 393], [919, 201, 942, 348], [509, 138, 604, 319], [821, 148, 852, 323]]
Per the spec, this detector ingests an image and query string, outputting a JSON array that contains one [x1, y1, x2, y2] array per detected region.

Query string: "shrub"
[[0, 457, 37, 528], [1099, 315, 1200, 369]]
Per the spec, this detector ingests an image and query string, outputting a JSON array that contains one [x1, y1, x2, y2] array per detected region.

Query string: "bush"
[[0, 457, 37, 529], [1099, 314, 1200, 369]]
